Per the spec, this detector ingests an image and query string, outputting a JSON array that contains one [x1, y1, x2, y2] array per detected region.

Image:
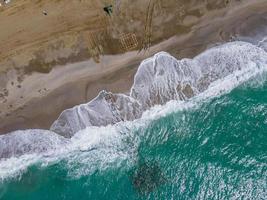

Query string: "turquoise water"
[[1, 76, 267, 200]]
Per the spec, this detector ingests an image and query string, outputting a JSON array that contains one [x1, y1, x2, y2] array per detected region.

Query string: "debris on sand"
[[103, 5, 113, 16], [42, 10, 48, 16]]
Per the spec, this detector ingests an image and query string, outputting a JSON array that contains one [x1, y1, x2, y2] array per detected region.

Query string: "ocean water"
[[1, 41, 267, 199]]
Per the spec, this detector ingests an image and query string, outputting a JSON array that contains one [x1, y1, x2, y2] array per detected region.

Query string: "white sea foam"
[[51, 41, 267, 137], [0, 124, 140, 182], [50, 92, 142, 138], [0, 129, 68, 159], [1, 41, 267, 181]]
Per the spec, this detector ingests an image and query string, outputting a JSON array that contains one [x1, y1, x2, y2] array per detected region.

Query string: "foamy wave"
[[52, 41, 267, 137], [50, 92, 142, 137], [0, 130, 68, 159], [0, 123, 140, 182], [1, 41, 267, 181]]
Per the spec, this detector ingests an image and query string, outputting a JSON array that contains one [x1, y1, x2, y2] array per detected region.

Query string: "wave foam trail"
[[0, 130, 68, 181], [50, 92, 142, 138], [0, 123, 140, 182], [1, 41, 267, 181], [0, 130, 68, 159], [51, 41, 267, 137]]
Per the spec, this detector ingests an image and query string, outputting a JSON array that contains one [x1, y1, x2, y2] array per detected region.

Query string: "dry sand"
[[0, 0, 267, 134]]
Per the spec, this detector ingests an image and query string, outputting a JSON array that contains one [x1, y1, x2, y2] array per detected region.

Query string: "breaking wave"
[[1, 41, 267, 182]]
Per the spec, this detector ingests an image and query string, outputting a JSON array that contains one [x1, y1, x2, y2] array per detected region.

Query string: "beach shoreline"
[[0, 0, 267, 134]]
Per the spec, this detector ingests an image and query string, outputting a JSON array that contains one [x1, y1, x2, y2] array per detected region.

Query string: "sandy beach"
[[0, 0, 267, 134]]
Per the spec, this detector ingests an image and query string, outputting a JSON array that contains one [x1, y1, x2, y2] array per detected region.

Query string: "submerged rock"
[[131, 161, 167, 195]]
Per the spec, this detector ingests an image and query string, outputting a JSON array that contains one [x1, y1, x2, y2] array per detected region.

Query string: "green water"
[[1, 78, 267, 200]]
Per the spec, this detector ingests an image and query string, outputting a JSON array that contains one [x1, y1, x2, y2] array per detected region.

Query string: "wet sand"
[[0, 0, 267, 134]]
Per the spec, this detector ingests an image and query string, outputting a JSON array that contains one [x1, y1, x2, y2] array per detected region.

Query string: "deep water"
[[1, 75, 267, 200]]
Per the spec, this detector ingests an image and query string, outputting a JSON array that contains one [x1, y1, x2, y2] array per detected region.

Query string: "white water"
[[1, 41, 267, 182], [51, 41, 267, 137]]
